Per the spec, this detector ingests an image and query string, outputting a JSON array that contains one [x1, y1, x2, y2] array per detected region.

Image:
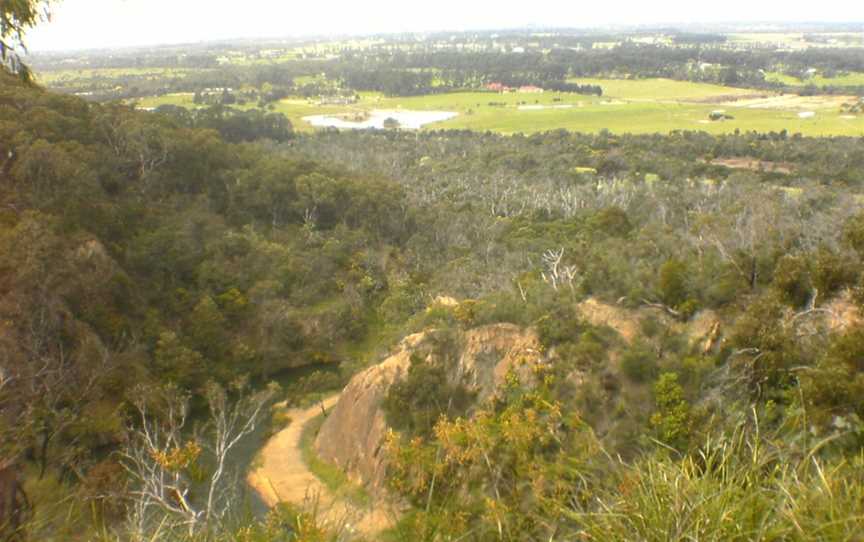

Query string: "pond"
[[303, 109, 458, 130]]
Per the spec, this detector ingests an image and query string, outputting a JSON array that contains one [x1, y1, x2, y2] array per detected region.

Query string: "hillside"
[[3, 43, 864, 540]]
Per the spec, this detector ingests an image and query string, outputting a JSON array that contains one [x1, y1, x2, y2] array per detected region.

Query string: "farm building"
[[519, 85, 544, 93], [486, 82, 511, 92]]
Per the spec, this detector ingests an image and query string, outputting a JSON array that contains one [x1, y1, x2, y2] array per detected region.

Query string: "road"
[[247, 394, 395, 537]]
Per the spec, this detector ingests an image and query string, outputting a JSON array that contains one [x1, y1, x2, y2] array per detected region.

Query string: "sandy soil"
[[247, 394, 396, 537], [721, 94, 855, 110], [692, 93, 773, 104], [708, 157, 794, 174]]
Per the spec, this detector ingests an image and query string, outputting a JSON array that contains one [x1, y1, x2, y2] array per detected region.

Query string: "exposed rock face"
[[687, 309, 723, 354], [314, 324, 543, 495], [824, 292, 862, 331], [450, 323, 542, 400], [428, 295, 460, 310], [313, 332, 421, 494], [577, 298, 724, 352], [576, 298, 644, 343]]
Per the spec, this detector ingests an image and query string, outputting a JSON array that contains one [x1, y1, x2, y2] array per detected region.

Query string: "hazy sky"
[[24, 0, 864, 51]]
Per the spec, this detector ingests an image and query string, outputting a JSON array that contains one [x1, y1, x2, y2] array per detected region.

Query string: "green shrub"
[[800, 326, 864, 431], [650, 372, 692, 450], [842, 211, 864, 255], [472, 292, 531, 326], [811, 247, 857, 299], [382, 354, 475, 438], [772, 253, 812, 307], [589, 206, 633, 238], [658, 259, 688, 308], [558, 329, 610, 370], [639, 315, 661, 338], [621, 342, 659, 383], [536, 303, 585, 347]]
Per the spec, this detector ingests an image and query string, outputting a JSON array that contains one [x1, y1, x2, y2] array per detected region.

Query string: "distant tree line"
[[39, 40, 864, 103], [152, 104, 294, 143]]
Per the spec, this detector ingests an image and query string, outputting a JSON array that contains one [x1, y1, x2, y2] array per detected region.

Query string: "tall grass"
[[570, 423, 864, 541]]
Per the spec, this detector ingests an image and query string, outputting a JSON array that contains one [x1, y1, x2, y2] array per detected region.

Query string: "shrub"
[[639, 315, 661, 338], [558, 329, 611, 370], [800, 326, 864, 430], [382, 354, 475, 438], [537, 303, 585, 347], [843, 211, 864, 255], [589, 206, 632, 238], [650, 372, 692, 450], [772, 254, 812, 308], [658, 259, 688, 308], [621, 342, 659, 383], [811, 247, 857, 299]]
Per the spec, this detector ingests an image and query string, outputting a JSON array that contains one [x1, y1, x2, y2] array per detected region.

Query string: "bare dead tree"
[[541, 248, 579, 293], [127, 123, 170, 187], [201, 378, 278, 528], [561, 264, 580, 294], [121, 384, 198, 539], [696, 185, 790, 290], [121, 379, 278, 539], [541, 248, 564, 291], [516, 280, 528, 303], [94, 110, 171, 190], [640, 299, 682, 318]]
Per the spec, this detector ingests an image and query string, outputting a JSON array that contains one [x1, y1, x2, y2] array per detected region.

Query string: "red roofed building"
[[518, 85, 544, 93], [486, 82, 506, 92]]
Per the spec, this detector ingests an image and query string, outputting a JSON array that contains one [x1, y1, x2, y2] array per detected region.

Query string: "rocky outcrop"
[[312, 332, 421, 494], [687, 309, 723, 354], [314, 324, 544, 496], [824, 293, 861, 331], [449, 323, 542, 399], [576, 298, 644, 343]]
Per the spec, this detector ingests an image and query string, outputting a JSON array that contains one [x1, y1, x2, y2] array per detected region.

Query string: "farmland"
[[765, 70, 864, 87], [30, 28, 864, 137], [9, 15, 864, 541], [135, 77, 864, 136]]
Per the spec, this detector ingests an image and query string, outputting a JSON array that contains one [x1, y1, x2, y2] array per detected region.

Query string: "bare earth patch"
[[576, 298, 645, 343], [722, 94, 856, 110], [691, 93, 774, 104], [708, 157, 795, 174], [247, 395, 396, 537]]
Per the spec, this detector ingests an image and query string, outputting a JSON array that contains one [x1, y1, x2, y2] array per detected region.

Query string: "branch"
[[640, 299, 681, 318]]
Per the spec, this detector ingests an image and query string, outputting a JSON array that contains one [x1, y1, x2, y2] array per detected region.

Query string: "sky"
[[24, 0, 864, 52]]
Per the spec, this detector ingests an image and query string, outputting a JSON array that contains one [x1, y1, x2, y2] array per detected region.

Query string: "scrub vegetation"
[[4, 5, 864, 540]]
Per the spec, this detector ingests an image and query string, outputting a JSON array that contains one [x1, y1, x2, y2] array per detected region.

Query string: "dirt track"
[[247, 394, 395, 537]]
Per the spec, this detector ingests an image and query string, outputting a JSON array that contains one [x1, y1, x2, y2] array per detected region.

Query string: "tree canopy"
[[1, 0, 51, 80]]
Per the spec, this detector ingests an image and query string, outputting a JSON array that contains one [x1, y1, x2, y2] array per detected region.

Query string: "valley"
[[3, 10, 864, 541]]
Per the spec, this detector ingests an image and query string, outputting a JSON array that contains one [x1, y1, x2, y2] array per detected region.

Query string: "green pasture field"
[[37, 67, 202, 86], [568, 77, 756, 100], [135, 92, 199, 108], [765, 71, 864, 87], [727, 32, 864, 49], [135, 78, 864, 137], [727, 33, 808, 46], [433, 99, 863, 136]]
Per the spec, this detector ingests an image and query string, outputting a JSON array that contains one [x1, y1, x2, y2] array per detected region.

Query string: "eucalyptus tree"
[[0, 0, 52, 80]]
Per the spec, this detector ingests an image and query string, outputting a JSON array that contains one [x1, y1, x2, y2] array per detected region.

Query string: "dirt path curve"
[[247, 394, 395, 537]]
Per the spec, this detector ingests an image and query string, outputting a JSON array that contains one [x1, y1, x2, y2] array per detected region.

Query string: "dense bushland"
[[3, 66, 864, 540]]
